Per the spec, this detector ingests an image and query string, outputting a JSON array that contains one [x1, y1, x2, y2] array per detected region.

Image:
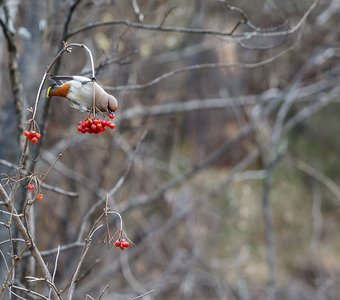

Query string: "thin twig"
[[128, 288, 158, 300], [49, 246, 61, 300], [97, 284, 109, 300], [77, 131, 147, 241], [66, 0, 318, 40], [0, 159, 78, 197], [0, 184, 59, 300], [67, 223, 103, 300], [105, 44, 296, 91], [10, 284, 49, 300]]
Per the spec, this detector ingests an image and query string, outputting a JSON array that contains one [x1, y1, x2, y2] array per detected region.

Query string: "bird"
[[47, 75, 118, 113]]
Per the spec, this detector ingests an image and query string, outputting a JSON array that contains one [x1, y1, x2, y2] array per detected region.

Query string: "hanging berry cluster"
[[114, 238, 131, 250], [24, 130, 42, 143], [77, 114, 115, 134]]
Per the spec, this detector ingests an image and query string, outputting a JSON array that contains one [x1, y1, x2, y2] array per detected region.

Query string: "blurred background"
[[1, 0, 340, 299]]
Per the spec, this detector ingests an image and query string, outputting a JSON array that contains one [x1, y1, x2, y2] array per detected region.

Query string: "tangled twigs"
[[102, 196, 134, 250], [0, 184, 59, 299], [66, 218, 103, 300]]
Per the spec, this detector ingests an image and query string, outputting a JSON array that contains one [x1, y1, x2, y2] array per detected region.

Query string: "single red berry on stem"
[[31, 137, 38, 143], [109, 114, 114, 119], [36, 193, 43, 201], [114, 240, 121, 247], [26, 184, 34, 191]]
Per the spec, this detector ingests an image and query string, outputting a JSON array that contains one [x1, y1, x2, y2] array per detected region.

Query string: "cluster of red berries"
[[24, 130, 41, 143], [26, 184, 43, 200], [77, 114, 115, 134], [114, 239, 131, 250]]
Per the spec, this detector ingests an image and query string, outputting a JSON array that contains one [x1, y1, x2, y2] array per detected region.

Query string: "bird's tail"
[[46, 86, 53, 97], [46, 83, 70, 98]]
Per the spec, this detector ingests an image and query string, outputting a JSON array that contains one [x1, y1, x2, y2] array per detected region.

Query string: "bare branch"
[[10, 285, 49, 300], [0, 9, 25, 149], [287, 157, 340, 202], [67, 223, 103, 300], [131, 0, 144, 22], [105, 44, 296, 92], [0, 184, 60, 300], [66, 0, 319, 40], [77, 131, 147, 241], [0, 159, 78, 197], [62, 0, 83, 40]]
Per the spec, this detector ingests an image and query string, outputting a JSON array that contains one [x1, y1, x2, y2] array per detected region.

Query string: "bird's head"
[[107, 94, 118, 113]]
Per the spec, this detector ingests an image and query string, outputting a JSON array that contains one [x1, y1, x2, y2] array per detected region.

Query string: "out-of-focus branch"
[[62, 0, 83, 41], [119, 103, 277, 214], [77, 131, 147, 241], [0, 8, 25, 149], [284, 85, 340, 133], [105, 44, 296, 91], [66, 0, 318, 40], [287, 156, 340, 201], [23, 241, 84, 258], [120, 77, 336, 119], [131, 0, 144, 22]]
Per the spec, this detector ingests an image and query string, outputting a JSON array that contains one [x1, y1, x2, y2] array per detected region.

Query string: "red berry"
[[109, 114, 114, 119], [31, 137, 38, 143], [26, 184, 34, 190], [114, 240, 121, 247], [24, 131, 30, 137], [35, 133, 41, 139], [36, 193, 43, 201], [121, 241, 130, 248], [108, 122, 115, 129], [91, 124, 96, 131]]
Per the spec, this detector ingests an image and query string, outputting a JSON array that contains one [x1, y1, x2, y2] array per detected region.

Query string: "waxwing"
[[47, 75, 118, 113]]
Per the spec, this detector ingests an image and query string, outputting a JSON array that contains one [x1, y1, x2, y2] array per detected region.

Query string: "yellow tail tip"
[[46, 86, 52, 97]]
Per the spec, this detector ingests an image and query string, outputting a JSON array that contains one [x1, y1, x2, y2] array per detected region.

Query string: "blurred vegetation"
[[1, 0, 340, 299]]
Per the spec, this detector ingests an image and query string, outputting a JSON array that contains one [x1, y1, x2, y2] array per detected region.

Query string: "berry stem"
[[107, 211, 123, 231]]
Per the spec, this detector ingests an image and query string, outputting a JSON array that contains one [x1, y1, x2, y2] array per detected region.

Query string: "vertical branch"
[[261, 165, 276, 300], [0, 9, 25, 151], [1, 4, 29, 293], [67, 221, 103, 300], [62, 0, 83, 41], [29, 0, 84, 189], [0, 184, 59, 300]]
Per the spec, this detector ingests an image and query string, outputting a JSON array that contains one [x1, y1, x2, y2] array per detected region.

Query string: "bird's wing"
[[72, 76, 93, 84], [50, 75, 92, 85], [50, 75, 74, 83]]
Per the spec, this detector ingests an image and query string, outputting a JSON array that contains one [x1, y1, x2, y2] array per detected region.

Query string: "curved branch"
[[66, 0, 318, 40], [105, 44, 296, 92]]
